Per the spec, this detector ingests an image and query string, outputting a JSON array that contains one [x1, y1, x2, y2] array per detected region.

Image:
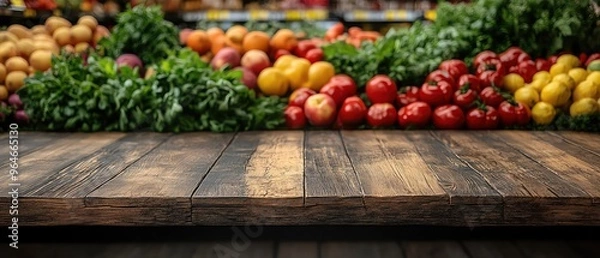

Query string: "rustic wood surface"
[[5, 240, 598, 258], [1, 130, 600, 226]]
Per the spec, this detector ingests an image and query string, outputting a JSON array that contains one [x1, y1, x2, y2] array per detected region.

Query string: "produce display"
[[0, 0, 599, 132]]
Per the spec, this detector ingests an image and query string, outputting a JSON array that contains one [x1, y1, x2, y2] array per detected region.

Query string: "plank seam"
[[338, 130, 367, 211], [83, 133, 173, 198], [457, 241, 475, 258], [428, 131, 508, 222], [487, 132, 595, 200], [302, 130, 307, 207], [547, 131, 600, 158]]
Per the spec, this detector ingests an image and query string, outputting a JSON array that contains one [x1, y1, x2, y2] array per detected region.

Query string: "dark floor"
[[2, 226, 599, 258]]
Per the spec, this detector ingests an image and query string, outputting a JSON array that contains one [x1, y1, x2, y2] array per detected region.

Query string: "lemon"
[[526, 79, 547, 93], [568, 68, 588, 85], [551, 74, 577, 91], [556, 54, 580, 69], [257, 67, 290, 96], [573, 80, 599, 102], [587, 71, 600, 85], [503, 73, 525, 93], [541, 81, 571, 107], [273, 55, 297, 70], [550, 63, 569, 77], [532, 102, 557, 125], [514, 87, 540, 108], [533, 71, 551, 83], [570, 98, 599, 117]]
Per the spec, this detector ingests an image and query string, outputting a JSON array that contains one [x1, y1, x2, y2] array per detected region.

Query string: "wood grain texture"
[[462, 241, 526, 258], [342, 130, 450, 224], [83, 133, 233, 225], [277, 242, 319, 258], [568, 241, 600, 258], [0, 132, 62, 162], [432, 131, 589, 201], [303, 130, 366, 222], [0, 133, 126, 194], [497, 131, 600, 202], [321, 242, 404, 258], [402, 241, 469, 258], [26, 133, 170, 198], [555, 131, 600, 156], [404, 132, 501, 205], [193, 131, 304, 225], [515, 241, 583, 258]]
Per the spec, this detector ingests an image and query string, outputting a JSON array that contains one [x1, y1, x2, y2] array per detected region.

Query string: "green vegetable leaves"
[[97, 5, 181, 66]]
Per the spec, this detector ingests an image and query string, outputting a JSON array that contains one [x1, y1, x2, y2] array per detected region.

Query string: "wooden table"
[[1, 130, 599, 226]]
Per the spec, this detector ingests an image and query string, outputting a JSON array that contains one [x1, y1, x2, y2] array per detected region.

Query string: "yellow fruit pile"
[[513, 54, 600, 125]]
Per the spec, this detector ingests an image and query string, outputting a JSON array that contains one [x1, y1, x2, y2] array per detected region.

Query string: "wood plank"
[[0, 133, 126, 194], [0, 132, 63, 162], [404, 131, 503, 227], [462, 241, 526, 258], [192, 131, 304, 225], [496, 131, 600, 202], [26, 133, 170, 198], [321, 242, 404, 258], [84, 132, 233, 225], [277, 242, 318, 258], [554, 131, 600, 156], [341, 130, 450, 224], [515, 241, 583, 258], [432, 131, 589, 200], [402, 241, 469, 258], [304, 130, 366, 222]]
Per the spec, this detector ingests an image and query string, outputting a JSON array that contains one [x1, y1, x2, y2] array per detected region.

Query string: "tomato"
[[585, 53, 600, 67], [498, 101, 532, 127], [548, 55, 558, 64], [473, 51, 499, 68], [476, 59, 506, 76], [458, 74, 482, 93], [397, 101, 432, 129], [320, 83, 346, 108], [305, 48, 324, 63], [396, 86, 420, 108], [426, 70, 456, 90], [433, 105, 465, 130], [284, 106, 306, 129], [480, 87, 506, 108], [438, 59, 469, 81], [419, 81, 453, 107], [517, 52, 531, 63], [499, 47, 525, 68], [478, 70, 504, 88], [453, 86, 478, 110], [338, 96, 368, 127], [366, 75, 398, 104], [517, 60, 537, 83], [367, 103, 397, 127], [324, 74, 357, 100], [535, 58, 552, 72], [466, 106, 499, 130], [288, 88, 316, 108], [293, 40, 317, 58]]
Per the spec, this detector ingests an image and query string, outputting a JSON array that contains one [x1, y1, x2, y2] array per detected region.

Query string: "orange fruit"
[[243, 31, 270, 53], [186, 30, 211, 55], [270, 29, 298, 52], [206, 27, 225, 39], [225, 25, 248, 46], [211, 35, 227, 56]]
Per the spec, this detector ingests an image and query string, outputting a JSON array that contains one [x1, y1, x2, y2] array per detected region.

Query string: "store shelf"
[[181, 9, 330, 22], [340, 9, 424, 22]]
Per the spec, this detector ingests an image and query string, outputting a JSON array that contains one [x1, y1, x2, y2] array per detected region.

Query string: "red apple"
[[234, 67, 257, 90], [289, 88, 316, 108], [241, 50, 271, 75], [304, 93, 337, 127], [319, 83, 345, 108], [284, 106, 306, 129], [211, 47, 241, 70]]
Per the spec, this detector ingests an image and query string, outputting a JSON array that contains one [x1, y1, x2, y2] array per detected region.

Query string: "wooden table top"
[[1, 130, 599, 226]]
